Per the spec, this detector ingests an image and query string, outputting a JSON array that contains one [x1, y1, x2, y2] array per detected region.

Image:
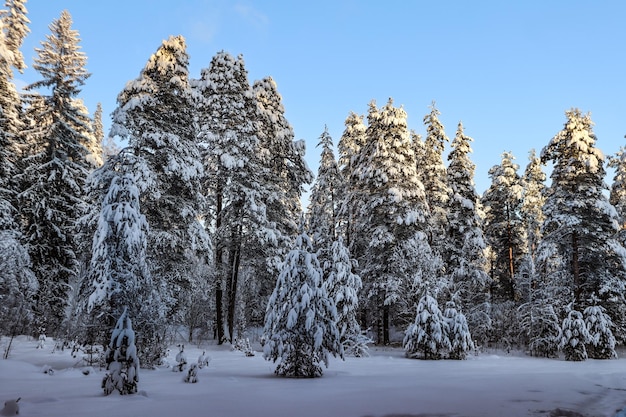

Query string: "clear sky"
[[14, 0, 625, 196]]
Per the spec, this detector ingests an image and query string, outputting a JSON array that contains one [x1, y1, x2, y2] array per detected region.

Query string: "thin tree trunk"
[[227, 241, 241, 344], [382, 305, 390, 345], [572, 230, 580, 307], [215, 189, 225, 344]]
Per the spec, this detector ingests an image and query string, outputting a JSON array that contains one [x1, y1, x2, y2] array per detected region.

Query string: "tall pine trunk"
[[215, 189, 225, 344]]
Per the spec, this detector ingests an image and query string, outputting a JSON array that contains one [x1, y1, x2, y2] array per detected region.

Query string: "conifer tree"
[[421, 102, 449, 254], [583, 304, 616, 359], [322, 237, 369, 356], [263, 229, 343, 377], [443, 300, 474, 360], [110, 35, 210, 331], [445, 122, 492, 345], [1, 0, 28, 73], [307, 126, 343, 263], [102, 308, 139, 395], [481, 151, 525, 302], [82, 171, 165, 367], [559, 309, 589, 361], [609, 147, 626, 244], [538, 109, 626, 341], [337, 111, 367, 251], [17, 11, 92, 333], [254, 76, 313, 242], [194, 51, 272, 342], [351, 99, 435, 344], [404, 293, 451, 359]]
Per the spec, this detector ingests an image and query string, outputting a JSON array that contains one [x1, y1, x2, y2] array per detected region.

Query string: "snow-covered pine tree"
[[194, 51, 273, 342], [17, 10, 92, 334], [517, 280, 561, 358], [583, 304, 616, 359], [254, 75, 313, 242], [609, 147, 626, 245], [350, 99, 436, 344], [337, 111, 367, 255], [404, 292, 451, 360], [481, 151, 525, 302], [443, 300, 474, 360], [420, 102, 450, 255], [322, 237, 370, 357], [110, 35, 210, 333], [0, 3, 27, 208], [1, 0, 29, 74], [102, 308, 139, 395], [559, 309, 590, 362], [0, 198, 37, 340], [263, 229, 343, 377], [538, 109, 626, 341], [82, 171, 166, 367], [86, 102, 104, 168], [445, 122, 492, 346], [307, 126, 343, 265]]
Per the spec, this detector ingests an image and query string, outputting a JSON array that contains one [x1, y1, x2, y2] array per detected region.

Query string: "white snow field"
[[2, 336, 626, 417]]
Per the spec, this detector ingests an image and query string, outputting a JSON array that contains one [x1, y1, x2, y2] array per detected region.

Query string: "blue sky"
[[15, 0, 625, 195]]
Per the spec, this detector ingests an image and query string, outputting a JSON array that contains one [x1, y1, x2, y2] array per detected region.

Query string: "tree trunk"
[[227, 242, 241, 344], [572, 230, 580, 307], [382, 305, 390, 345], [214, 189, 225, 344]]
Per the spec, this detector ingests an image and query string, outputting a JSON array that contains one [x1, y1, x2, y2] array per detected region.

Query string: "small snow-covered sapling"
[[197, 351, 211, 368], [174, 344, 187, 372]]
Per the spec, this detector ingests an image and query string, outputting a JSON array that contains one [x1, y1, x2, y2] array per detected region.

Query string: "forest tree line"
[[1, 2, 626, 365]]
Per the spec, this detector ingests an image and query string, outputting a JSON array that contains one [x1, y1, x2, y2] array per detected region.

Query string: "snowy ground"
[[2, 336, 626, 417]]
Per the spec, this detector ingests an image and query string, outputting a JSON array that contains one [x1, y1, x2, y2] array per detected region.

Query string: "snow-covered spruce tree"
[[350, 99, 436, 344], [307, 126, 343, 265], [0, 199, 38, 340], [81, 171, 166, 367], [110, 35, 210, 331], [609, 147, 626, 245], [443, 300, 474, 360], [337, 111, 367, 250], [17, 11, 92, 334], [559, 309, 590, 362], [481, 151, 525, 302], [538, 109, 626, 341], [322, 237, 370, 357], [517, 278, 561, 358], [254, 75, 313, 242], [194, 51, 273, 342], [445, 122, 492, 346], [420, 102, 450, 256], [102, 308, 139, 395], [583, 304, 616, 359], [404, 292, 451, 360], [263, 229, 343, 377], [0, 1, 28, 209]]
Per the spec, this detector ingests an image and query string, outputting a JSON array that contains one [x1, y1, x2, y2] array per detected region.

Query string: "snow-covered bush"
[[262, 231, 343, 378], [173, 344, 187, 372], [404, 293, 451, 360], [184, 364, 198, 383], [443, 301, 474, 360], [559, 309, 590, 362], [102, 309, 139, 395], [197, 351, 211, 368], [584, 305, 617, 359]]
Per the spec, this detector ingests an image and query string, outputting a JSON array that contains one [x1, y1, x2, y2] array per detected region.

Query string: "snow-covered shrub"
[[197, 351, 211, 368], [443, 301, 474, 360], [102, 308, 139, 395], [584, 305, 617, 359], [173, 344, 187, 372], [559, 310, 590, 362], [404, 293, 451, 360], [184, 363, 198, 383], [233, 338, 254, 357]]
